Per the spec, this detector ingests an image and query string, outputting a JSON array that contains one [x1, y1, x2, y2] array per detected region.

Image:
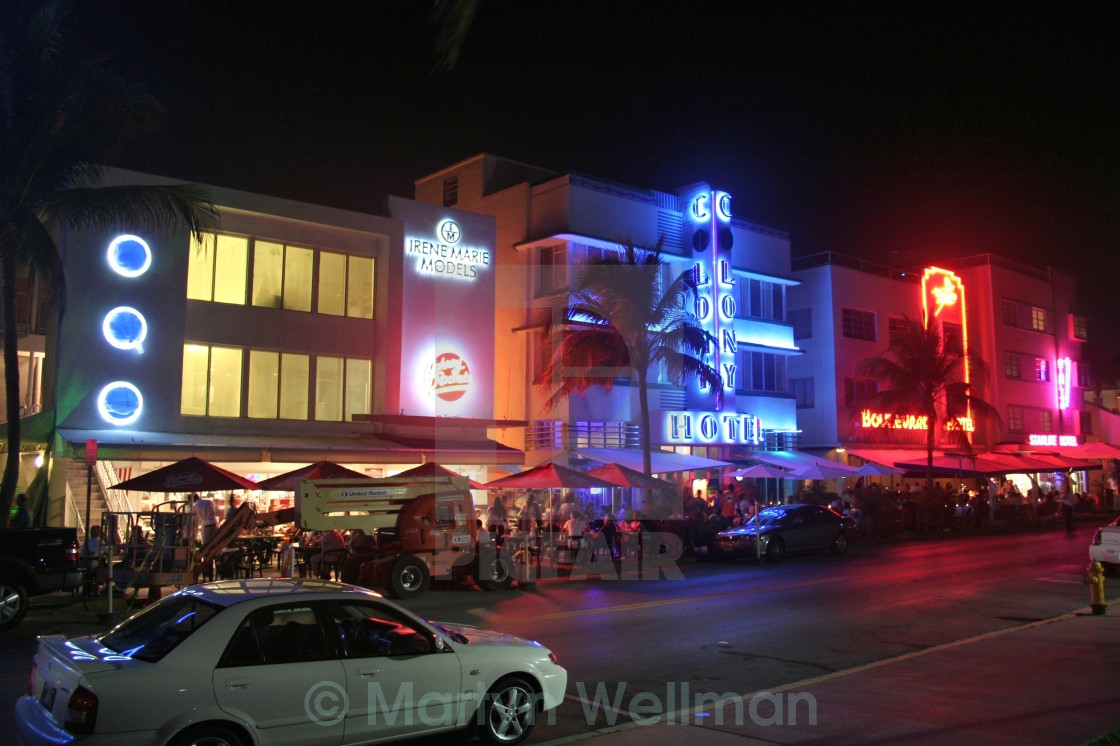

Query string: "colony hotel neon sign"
[[405, 218, 491, 281], [665, 411, 763, 445], [690, 191, 737, 393]]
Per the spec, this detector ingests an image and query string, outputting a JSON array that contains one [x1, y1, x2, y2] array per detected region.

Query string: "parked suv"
[[0, 527, 84, 632]]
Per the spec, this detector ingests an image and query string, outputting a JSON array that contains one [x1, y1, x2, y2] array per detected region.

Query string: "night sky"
[[65, 1, 1120, 353]]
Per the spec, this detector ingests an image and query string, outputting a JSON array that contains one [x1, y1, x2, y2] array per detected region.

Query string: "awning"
[[740, 450, 849, 471], [848, 448, 1098, 476], [574, 448, 731, 473]]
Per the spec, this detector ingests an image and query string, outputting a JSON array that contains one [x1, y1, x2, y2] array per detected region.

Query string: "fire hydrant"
[[1084, 561, 1108, 615]]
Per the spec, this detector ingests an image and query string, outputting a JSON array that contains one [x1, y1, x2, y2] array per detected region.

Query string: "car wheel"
[[765, 536, 786, 563], [477, 552, 514, 591], [385, 555, 430, 599], [830, 532, 849, 555], [0, 578, 29, 633], [478, 675, 538, 745], [170, 723, 245, 746]]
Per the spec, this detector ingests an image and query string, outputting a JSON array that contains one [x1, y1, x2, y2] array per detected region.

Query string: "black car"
[[712, 503, 854, 562]]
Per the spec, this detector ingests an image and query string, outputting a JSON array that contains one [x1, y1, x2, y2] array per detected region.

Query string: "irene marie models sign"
[[388, 198, 496, 418], [405, 218, 491, 280]]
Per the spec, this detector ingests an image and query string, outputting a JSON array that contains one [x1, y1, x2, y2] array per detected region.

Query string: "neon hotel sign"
[[660, 191, 766, 446], [405, 219, 491, 281]]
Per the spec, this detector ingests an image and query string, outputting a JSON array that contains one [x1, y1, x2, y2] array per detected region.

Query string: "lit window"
[[249, 351, 310, 420], [538, 245, 568, 294], [1035, 358, 1050, 382], [314, 356, 372, 421], [283, 246, 314, 312], [1030, 307, 1047, 332], [187, 232, 248, 304], [317, 252, 374, 319], [841, 308, 876, 341], [280, 354, 310, 420], [1007, 406, 1024, 433], [180, 344, 242, 417]]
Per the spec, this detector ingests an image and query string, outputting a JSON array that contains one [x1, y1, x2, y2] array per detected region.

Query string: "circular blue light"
[[107, 235, 152, 277], [102, 306, 147, 351], [98, 381, 143, 426]]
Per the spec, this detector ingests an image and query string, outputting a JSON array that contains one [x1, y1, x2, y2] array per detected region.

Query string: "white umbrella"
[[790, 461, 857, 480], [851, 462, 905, 476], [729, 464, 792, 479]]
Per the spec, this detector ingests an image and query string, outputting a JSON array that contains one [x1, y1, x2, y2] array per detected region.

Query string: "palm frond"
[[39, 184, 219, 240]]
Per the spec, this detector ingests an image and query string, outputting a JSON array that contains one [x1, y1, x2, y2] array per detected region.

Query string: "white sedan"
[[16, 578, 567, 746], [1090, 515, 1120, 574]]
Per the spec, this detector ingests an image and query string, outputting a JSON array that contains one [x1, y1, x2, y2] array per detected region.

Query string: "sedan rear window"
[[99, 595, 221, 662]]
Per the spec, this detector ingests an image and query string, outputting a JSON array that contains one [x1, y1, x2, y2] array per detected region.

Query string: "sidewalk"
[[545, 606, 1120, 746]]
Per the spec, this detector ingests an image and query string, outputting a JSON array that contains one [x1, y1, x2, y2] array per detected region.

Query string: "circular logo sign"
[[428, 352, 471, 402], [437, 219, 462, 244]]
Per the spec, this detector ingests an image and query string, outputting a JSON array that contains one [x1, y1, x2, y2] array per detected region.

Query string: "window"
[[1030, 307, 1048, 332], [1035, 358, 1050, 382], [789, 308, 812, 339], [185, 344, 363, 421], [888, 316, 910, 342], [248, 351, 310, 420], [1080, 410, 1093, 435], [1072, 315, 1088, 341], [739, 279, 784, 321], [743, 352, 786, 392], [187, 233, 248, 304], [1005, 354, 1021, 379], [318, 252, 374, 319], [221, 606, 327, 666], [442, 176, 459, 207], [538, 244, 568, 293], [315, 356, 372, 422], [252, 242, 313, 311], [326, 602, 433, 659], [1007, 406, 1024, 433], [181, 344, 242, 417], [841, 308, 876, 341], [943, 322, 963, 355], [790, 377, 815, 408], [1038, 410, 1053, 433], [191, 232, 374, 319], [1077, 362, 1091, 388], [844, 377, 877, 407], [1002, 300, 1017, 326]]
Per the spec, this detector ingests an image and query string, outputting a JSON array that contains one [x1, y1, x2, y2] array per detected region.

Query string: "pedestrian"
[[10, 492, 30, 529], [486, 496, 508, 544], [518, 494, 542, 534], [189, 492, 218, 546], [1059, 481, 1076, 532]]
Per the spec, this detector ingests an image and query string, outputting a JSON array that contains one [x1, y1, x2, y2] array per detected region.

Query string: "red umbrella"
[[393, 462, 488, 489], [256, 461, 369, 492], [111, 456, 258, 492], [585, 463, 676, 490], [482, 463, 617, 490]]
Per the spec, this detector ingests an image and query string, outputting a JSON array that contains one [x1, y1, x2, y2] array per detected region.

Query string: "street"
[[3, 524, 1117, 744]]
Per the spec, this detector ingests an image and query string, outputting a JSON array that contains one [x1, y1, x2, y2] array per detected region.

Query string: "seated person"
[[308, 529, 347, 579]]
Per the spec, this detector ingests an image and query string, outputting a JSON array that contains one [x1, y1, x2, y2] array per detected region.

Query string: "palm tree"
[[0, 1, 218, 524], [535, 238, 723, 478], [858, 316, 1000, 493]]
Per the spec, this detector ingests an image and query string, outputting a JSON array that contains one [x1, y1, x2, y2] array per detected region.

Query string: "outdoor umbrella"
[[255, 461, 369, 492], [728, 464, 792, 479], [851, 462, 905, 476], [482, 463, 617, 490], [111, 456, 258, 492], [393, 462, 488, 489], [789, 461, 858, 480], [585, 463, 677, 490], [1069, 441, 1120, 459]]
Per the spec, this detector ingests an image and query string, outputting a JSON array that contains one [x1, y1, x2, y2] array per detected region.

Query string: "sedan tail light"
[[65, 686, 98, 734], [1091, 529, 1103, 546], [549, 652, 559, 665]]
